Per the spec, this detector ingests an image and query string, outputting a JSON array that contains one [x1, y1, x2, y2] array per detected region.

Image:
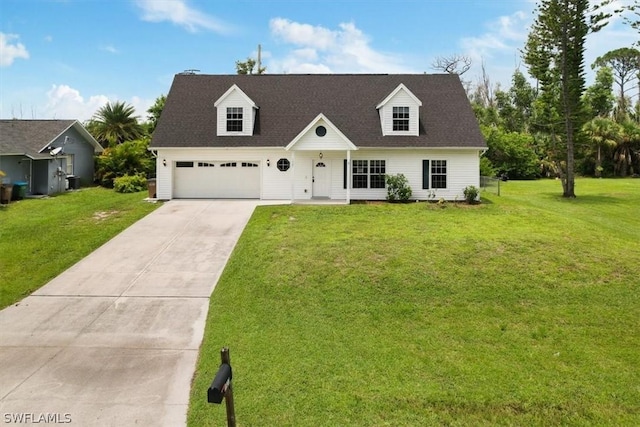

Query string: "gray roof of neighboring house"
[[0, 119, 103, 158], [150, 73, 487, 149]]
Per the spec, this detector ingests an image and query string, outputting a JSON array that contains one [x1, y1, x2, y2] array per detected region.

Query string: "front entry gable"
[[285, 113, 358, 152]]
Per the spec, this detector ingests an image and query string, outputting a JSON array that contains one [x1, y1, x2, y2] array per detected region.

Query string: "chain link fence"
[[480, 176, 501, 196]]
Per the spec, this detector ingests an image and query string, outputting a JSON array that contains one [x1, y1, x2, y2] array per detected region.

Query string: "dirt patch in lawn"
[[93, 210, 119, 221]]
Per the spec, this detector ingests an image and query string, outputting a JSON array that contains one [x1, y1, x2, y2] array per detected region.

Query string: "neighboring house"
[[0, 120, 103, 196], [150, 74, 486, 202]]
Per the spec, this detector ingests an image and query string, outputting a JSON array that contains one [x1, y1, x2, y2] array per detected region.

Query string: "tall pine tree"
[[524, 0, 592, 197]]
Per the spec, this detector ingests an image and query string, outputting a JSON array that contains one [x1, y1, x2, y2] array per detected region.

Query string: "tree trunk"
[[560, 0, 576, 199], [595, 145, 602, 178]]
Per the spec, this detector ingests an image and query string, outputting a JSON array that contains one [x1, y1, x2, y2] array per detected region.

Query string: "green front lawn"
[[0, 188, 160, 309], [189, 178, 640, 426]]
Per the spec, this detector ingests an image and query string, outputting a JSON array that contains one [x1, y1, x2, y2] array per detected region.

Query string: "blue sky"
[[0, 0, 636, 122]]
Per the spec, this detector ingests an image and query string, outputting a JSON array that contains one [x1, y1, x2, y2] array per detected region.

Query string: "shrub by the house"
[[463, 185, 480, 204], [386, 173, 412, 202], [113, 174, 147, 193]]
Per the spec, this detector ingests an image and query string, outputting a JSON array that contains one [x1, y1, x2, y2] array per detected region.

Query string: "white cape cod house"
[[149, 74, 486, 202]]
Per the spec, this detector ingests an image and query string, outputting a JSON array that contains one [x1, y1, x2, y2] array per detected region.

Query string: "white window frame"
[[226, 107, 243, 132], [392, 106, 410, 131], [64, 154, 74, 175], [352, 160, 386, 189]]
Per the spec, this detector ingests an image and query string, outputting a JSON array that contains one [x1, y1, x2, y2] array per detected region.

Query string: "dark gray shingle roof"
[[0, 120, 76, 157], [150, 74, 486, 149], [0, 120, 103, 158]]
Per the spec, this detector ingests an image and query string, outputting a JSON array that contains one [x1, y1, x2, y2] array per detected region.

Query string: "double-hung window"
[[352, 160, 386, 189], [392, 106, 410, 131], [352, 160, 368, 189], [226, 107, 243, 132], [422, 160, 447, 189], [369, 160, 386, 188]]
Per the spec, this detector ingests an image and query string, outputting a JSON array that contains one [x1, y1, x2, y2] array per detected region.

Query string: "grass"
[[0, 187, 160, 309], [189, 178, 640, 426]]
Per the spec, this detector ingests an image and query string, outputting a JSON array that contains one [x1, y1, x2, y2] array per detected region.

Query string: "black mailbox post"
[[207, 347, 236, 427]]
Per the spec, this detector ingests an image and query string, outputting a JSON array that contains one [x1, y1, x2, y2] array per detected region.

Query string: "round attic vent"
[[315, 126, 327, 137]]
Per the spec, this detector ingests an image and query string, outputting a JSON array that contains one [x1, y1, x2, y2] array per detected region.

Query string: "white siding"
[[263, 154, 294, 200], [154, 147, 481, 201], [325, 149, 480, 201], [156, 156, 172, 200], [292, 119, 350, 151], [379, 91, 420, 136], [155, 148, 294, 200], [216, 90, 255, 136]]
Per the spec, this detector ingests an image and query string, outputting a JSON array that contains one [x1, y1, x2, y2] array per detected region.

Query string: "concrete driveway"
[[0, 200, 267, 426]]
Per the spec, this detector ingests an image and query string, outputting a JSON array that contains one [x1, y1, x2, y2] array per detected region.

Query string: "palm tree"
[[582, 117, 621, 177], [615, 120, 640, 176], [89, 101, 144, 147]]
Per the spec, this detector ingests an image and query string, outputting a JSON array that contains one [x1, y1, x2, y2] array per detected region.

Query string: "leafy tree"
[[146, 94, 166, 134], [510, 70, 537, 131], [524, 0, 596, 197], [494, 70, 537, 133], [95, 137, 155, 187], [472, 103, 500, 127], [481, 126, 541, 179], [495, 89, 517, 131], [582, 117, 621, 176], [592, 48, 640, 120], [87, 101, 144, 147], [583, 66, 615, 118], [479, 156, 498, 177], [236, 57, 266, 75]]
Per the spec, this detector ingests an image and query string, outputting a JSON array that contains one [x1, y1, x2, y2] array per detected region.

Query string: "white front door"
[[312, 159, 330, 198]]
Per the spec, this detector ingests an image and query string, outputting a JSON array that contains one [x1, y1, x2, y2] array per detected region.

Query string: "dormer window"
[[376, 84, 422, 136], [392, 107, 409, 131], [226, 107, 243, 132], [215, 85, 257, 136]]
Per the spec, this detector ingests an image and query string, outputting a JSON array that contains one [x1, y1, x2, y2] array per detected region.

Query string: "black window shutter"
[[422, 160, 429, 189], [343, 159, 347, 189]]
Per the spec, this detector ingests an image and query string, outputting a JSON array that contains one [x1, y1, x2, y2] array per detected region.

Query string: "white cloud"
[[44, 85, 110, 121], [0, 33, 30, 67], [270, 18, 336, 50], [42, 85, 152, 122], [453, 8, 534, 91], [292, 48, 319, 62], [268, 18, 415, 74], [101, 44, 119, 54], [44, 35, 53, 43], [134, 0, 232, 34], [460, 11, 529, 63], [130, 95, 155, 121]]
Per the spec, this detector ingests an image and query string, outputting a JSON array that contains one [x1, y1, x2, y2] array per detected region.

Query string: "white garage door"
[[173, 161, 260, 198]]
